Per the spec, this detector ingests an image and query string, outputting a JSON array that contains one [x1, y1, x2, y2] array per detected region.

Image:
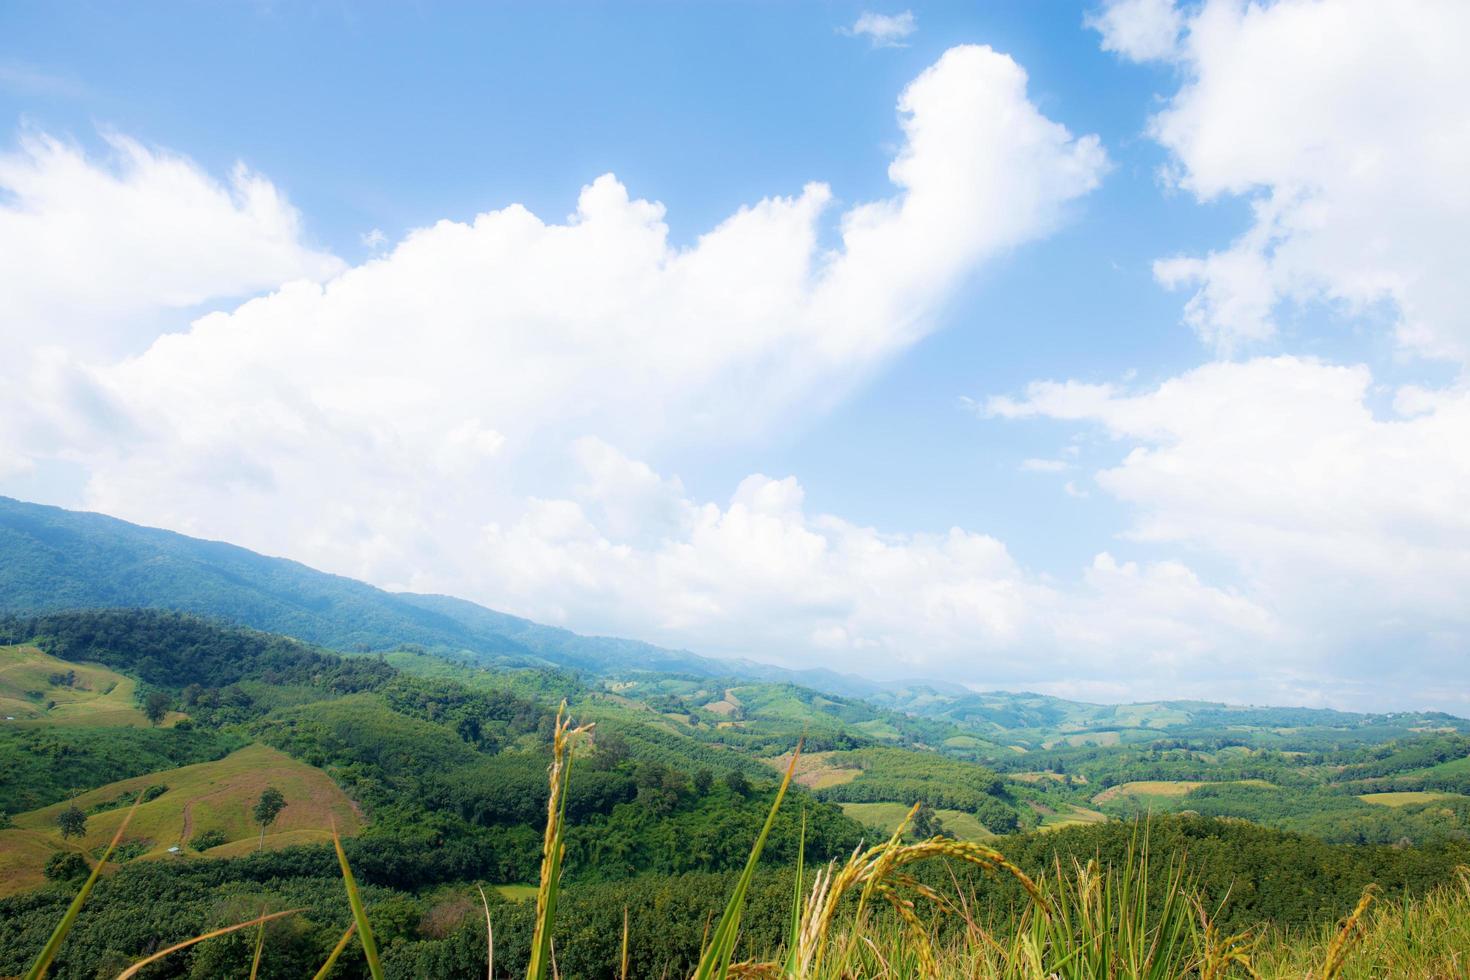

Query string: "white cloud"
[[991, 355, 1470, 707], [1085, 0, 1184, 63], [843, 11, 917, 48], [461, 445, 1280, 696], [1, 47, 1136, 687], [1135, 0, 1470, 360], [1019, 457, 1069, 473], [360, 227, 388, 249], [0, 131, 342, 361]]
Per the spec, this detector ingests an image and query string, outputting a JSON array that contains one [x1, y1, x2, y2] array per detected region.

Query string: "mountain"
[[4, 495, 1465, 736], [0, 495, 726, 674], [0, 495, 888, 685]]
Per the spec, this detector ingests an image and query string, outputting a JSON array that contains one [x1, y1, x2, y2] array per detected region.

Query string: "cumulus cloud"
[[461, 443, 1278, 696], [1, 47, 1150, 690], [843, 11, 917, 48], [1131, 0, 1470, 360], [990, 355, 1470, 708], [1084, 0, 1184, 62], [0, 131, 342, 360]]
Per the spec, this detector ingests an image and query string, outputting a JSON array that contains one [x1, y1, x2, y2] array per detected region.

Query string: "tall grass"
[[20, 707, 1470, 979]]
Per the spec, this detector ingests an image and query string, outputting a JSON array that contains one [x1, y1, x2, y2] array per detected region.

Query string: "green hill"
[[0, 495, 725, 676], [0, 644, 161, 727], [0, 743, 361, 896]]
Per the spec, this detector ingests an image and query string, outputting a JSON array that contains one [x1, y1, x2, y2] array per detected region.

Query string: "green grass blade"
[[783, 808, 806, 975], [22, 795, 143, 980], [333, 824, 383, 980], [248, 902, 267, 980], [116, 908, 303, 979], [692, 741, 802, 980], [311, 922, 357, 980]]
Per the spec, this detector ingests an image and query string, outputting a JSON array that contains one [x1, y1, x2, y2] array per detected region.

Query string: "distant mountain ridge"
[[0, 495, 882, 690], [3, 495, 1465, 730]]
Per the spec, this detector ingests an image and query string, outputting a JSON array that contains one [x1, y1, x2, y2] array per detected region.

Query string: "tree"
[[57, 804, 87, 840], [252, 787, 286, 849], [723, 770, 751, 797], [693, 769, 714, 796], [144, 691, 171, 726], [910, 801, 947, 840]]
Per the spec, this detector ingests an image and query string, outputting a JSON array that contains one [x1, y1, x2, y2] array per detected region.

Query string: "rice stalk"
[[1318, 886, 1376, 980], [528, 701, 593, 980]]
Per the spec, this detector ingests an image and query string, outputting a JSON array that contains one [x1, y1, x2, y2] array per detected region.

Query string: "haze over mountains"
[[4, 494, 1462, 733], [0, 494, 893, 696]]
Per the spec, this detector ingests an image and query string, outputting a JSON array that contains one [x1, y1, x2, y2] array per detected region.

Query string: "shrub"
[[190, 829, 229, 852], [43, 851, 90, 883]]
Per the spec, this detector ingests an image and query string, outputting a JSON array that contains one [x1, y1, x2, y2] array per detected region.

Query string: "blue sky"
[[3, 1, 1468, 711]]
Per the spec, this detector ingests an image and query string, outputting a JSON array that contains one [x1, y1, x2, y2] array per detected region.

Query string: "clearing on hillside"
[[1091, 779, 1276, 806], [0, 743, 360, 896], [1030, 803, 1108, 832], [838, 801, 996, 840], [762, 751, 863, 790], [1358, 791, 1466, 807], [0, 644, 180, 728]]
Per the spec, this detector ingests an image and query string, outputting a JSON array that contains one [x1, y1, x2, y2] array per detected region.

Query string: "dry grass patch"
[[1358, 790, 1463, 807], [762, 751, 863, 790], [1, 743, 360, 895], [0, 644, 181, 728]]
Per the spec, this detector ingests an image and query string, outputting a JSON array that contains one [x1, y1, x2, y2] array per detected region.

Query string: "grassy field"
[[838, 801, 995, 840], [0, 743, 360, 896], [0, 644, 182, 728], [1034, 803, 1108, 831], [1042, 730, 1122, 749], [1092, 778, 1275, 806], [1357, 790, 1465, 807]]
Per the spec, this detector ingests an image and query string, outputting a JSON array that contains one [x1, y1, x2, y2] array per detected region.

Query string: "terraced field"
[[0, 743, 360, 896], [0, 644, 179, 728]]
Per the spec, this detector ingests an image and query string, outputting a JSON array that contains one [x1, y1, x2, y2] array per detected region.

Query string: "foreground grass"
[[18, 703, 1470, 979]]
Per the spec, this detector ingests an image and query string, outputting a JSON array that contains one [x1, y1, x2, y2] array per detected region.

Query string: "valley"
[[0, 498, 1468, 976]]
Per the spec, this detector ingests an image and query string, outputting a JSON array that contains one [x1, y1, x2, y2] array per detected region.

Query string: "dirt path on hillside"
[[178, 801, 193, 845]]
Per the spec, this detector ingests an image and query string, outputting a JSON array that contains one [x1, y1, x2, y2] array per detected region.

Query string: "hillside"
[[0, 644, 158, 727], [8, 496, 1467, 753], [0, 743, 361, 896], [0, 495, 726, 677], [1, 610, 1469, 976]]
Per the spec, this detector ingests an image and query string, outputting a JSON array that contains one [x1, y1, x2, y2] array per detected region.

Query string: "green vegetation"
[[0, 585, 1464, 976], [9, 707, 1470, 979]]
